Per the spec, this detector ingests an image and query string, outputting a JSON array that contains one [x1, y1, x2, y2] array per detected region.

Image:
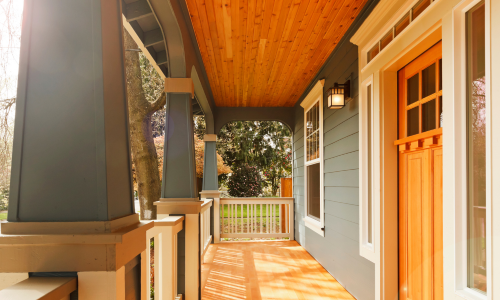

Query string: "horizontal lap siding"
[[292, 1, 378, 299]]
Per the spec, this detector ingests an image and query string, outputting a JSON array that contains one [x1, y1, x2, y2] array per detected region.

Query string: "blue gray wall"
[[292, 1, 378, 299]]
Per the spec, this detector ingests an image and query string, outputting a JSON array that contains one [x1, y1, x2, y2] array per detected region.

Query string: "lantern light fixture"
[[327, 80, 350, 109]]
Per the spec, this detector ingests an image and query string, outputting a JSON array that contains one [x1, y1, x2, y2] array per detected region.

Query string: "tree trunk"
[[124, 30, 165, 220]]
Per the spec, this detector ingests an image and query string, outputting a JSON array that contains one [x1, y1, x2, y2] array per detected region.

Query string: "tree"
[[124, 30, 165, 220], [227, 165, 263, 197], [217, 121, 292, 196]]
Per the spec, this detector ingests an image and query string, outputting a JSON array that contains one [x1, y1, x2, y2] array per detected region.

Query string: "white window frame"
[[359, 74, 377, 262], [452, 0, 491, 299], [300, 80, 325, 237]]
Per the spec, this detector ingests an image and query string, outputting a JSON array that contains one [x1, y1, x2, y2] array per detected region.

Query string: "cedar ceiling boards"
[[185, 0, 369, 107]]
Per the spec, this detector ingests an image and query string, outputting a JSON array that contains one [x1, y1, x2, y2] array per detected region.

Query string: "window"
[[301, 80, 324, 236], [453, 0, 490, 297], [466, 0, 486, 293], [360, 75, 376, 262]]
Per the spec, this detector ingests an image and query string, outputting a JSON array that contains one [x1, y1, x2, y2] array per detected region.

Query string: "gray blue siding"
[[292, 1, 378, 299]]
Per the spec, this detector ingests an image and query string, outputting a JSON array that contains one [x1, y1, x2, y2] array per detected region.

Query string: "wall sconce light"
[[327, 80, 350, 109]]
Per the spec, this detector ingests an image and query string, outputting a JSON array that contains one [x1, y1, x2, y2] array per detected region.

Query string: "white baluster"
[[271, 204, 276, 233], [260, 204, 263, 233], [279, 203, 282, 234]]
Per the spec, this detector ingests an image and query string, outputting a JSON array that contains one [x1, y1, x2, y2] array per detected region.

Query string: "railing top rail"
[[201, 198, 214, 207], [201, 199, 213, 213], [155, 216, 184, 226]]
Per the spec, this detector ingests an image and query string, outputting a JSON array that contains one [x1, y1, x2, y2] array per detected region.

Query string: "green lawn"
[[221, 204, 280, 218], [0, 213, 7, 221]]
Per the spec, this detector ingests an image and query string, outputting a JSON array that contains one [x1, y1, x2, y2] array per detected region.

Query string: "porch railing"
[[200, 199, 213, 263], [144, 216, 184, 300], [219, 198, 294, 240]]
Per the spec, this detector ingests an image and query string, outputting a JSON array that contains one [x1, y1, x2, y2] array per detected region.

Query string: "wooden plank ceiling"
[[185, 0, 368, 107]]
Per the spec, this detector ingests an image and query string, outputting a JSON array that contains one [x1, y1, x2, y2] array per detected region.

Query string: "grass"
[[0, 212, 7, 221], [221, 204, 280, 218]]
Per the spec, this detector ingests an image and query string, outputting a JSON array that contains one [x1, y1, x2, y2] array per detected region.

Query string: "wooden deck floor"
[[201, 241, 355, 300]]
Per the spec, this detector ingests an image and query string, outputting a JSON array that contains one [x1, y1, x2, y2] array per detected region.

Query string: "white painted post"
[[214, 197, 220, 243], [78, 268, 125, 300]]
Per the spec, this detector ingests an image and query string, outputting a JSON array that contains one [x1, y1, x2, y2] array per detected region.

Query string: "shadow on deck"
[[201, 241, 355, 300]]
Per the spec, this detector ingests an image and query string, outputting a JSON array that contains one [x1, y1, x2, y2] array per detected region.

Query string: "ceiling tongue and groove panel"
[[185, 0, 369, 107]]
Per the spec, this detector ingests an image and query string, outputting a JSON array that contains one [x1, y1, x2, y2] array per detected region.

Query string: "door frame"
[[396, 40, 444, 300]]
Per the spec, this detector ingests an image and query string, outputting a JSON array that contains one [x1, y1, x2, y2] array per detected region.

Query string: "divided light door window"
[[305, 100, 322, 223]]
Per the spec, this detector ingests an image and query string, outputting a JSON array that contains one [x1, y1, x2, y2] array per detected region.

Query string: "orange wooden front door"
[[396, 42, 443, 300]]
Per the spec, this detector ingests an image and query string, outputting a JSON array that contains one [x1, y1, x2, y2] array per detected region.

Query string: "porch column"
[[8, 0, 133, 223], [200, 134, 220, 244], [155, 78, 201, 300], [1, 1, 145, 299]]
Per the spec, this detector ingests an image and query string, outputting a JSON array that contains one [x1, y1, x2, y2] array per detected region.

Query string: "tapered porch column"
[[0, 1, 146, 299], [155, 78, 201, 300], [199, 134, 221, 244]]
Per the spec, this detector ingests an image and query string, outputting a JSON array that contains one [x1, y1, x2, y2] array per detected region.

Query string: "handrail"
[[200, 199, 213, 263], [219, 197, 294, 240], [143, 216, 184, 300], [0, 277, 76, 299]]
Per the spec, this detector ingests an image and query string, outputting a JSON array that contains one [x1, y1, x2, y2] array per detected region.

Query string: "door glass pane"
[[439, 96, 443, 127], [466, 0, 486, 293], [407, 73, 419, 105], [439, 59, 443, 91], [407, 106, 419, 136], [307, 163, 321, 220], [422, 99, 436, 132], [422, 63, 436, 98]]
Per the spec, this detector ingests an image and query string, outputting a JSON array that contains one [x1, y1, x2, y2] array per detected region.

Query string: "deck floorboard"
[[201, 241, 355, 300]]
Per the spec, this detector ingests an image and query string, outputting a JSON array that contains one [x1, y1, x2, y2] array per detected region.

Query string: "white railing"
[[219, 198, 294, 240], [200, 199, 213, 263], [144, 216, 184, 300]]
